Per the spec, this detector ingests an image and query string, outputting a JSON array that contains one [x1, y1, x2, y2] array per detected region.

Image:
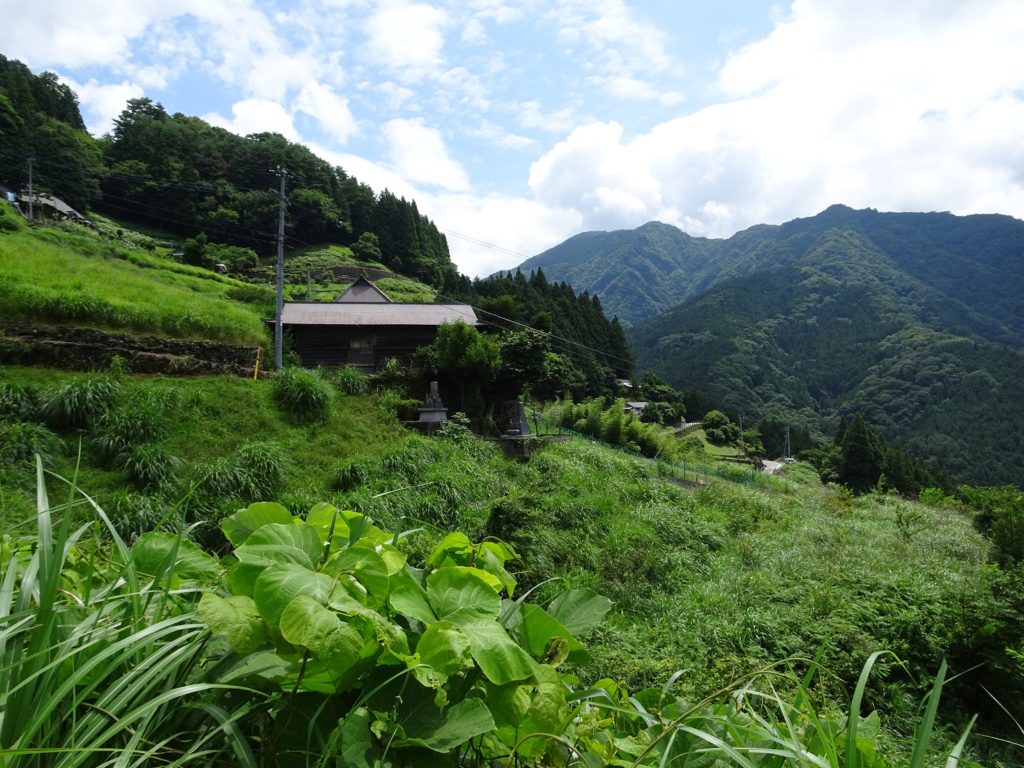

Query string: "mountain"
[[519, 206, 1024, 338], [519, 206, 1024, 486]]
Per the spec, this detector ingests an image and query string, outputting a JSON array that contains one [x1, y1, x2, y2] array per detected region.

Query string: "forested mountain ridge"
[[519, 205, 1024, 338], [0, 54, 459, 289], [628, 227, 1024, 485]]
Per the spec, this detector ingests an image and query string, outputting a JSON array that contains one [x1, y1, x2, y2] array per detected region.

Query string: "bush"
[[334, 455, 371, 491], [328, 365, 369, 395], [109, 492, 181, 542], [196, 440, 287, 501], [0, 383, 42, 421], [91, 391, 170, 462], [119, 442, 182, 490], [272, 367, 333, 420], [41, 377, 120, 431], [0, 421, 60, 466]]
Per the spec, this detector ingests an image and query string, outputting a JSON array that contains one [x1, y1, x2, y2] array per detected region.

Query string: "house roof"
[[337, 275, 392, 303], [282, 302, 479, 326]]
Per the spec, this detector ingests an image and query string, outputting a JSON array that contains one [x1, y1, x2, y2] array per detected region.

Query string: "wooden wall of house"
[[288, 326, 438, 370]]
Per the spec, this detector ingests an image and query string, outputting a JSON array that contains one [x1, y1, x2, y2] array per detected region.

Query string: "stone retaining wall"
[[0, 322, 263, 376]]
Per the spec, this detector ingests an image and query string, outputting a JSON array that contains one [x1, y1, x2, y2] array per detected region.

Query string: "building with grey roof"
[[283, 276, 480, 369]]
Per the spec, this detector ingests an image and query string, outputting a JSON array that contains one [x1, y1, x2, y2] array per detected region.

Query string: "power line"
[[434, 292, 633, 369], [2, 143, 631, 367]]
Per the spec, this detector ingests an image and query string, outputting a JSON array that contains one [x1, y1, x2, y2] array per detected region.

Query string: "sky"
[[1, 0, 1023, 277]]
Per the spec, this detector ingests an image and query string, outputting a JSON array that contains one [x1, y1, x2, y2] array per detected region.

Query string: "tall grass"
[[40, 377, 120, 431], [0, 460, 255, 767], [272, 367, 333, 420], [0, 227, 267, 344]]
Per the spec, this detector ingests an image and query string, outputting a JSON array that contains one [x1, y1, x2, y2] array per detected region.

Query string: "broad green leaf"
[[226, 562, 264, 598], [379, 546, 407, 575], [253, 563, 339, 628], [221, 502, 293, 547], [518, 664, 569, 757], [279, 595, 363, 662], [132, 531, 220, 582], [337, 707, 375, 768], [426, 531, 474, 566], [234, 523, 322, 569], [519, 604, 589, 665], [484, 680, 532, 729], [462, 619, 537, 685], [415, 620, 472, 680], [221, 649, 293, 684], [546, 588, 612, 637], [389, 570, 436, 624], [426, 566, 501, 625], [476, 542, 517, 596], [199, 593, 267, 656], [395, 697, 496, 753], [325, 546, 390, 607]]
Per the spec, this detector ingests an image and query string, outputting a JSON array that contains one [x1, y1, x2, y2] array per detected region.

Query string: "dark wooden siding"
[[288, 325, 440, 370]]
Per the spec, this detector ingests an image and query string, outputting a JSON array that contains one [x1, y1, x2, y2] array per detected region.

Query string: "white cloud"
[[0, 0, 195, 69], [362, 1, 450, 82], [504, 99, 582, 134], [529, 122, 668, 229], [466, 120, 536, 150], [61, 77, 145, 136], [549, 0, 672, 73], [293, 80, 357, 143], [384, 118, 471, 191], [593, 75, 685, 106], [307, 143, 420, 200], [429, 192, 584, 276], [204, 99, 299, 140], [526, 0, 1024, 238]]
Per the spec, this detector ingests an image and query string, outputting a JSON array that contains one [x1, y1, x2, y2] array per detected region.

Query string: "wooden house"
[[282, 276, 480, 370]]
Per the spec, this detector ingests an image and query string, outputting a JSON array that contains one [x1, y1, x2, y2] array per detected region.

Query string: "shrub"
[[328, 364, 369, 395], [0, 421, 60, 465], [196, 440, 287, 501], [0, 383, 42, 421], [272, 367, 332, 420], [40, 377, 120, 430], [333, 455, 371, 491], [91, 390, 170, 461], [109, 492, 181, 542], [119, 442, 182, 490]]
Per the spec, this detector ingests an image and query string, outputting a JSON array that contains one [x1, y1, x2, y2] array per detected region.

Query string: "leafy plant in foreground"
[[0, 461, 253, 767]]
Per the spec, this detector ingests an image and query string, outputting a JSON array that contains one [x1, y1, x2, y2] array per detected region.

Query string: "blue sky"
[[2, 0, 1023, 276]]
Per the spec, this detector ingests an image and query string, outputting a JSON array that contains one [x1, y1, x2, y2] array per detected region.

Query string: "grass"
[[0, 460, 995, 767], [0, 461, 255, 767], [0, 367, 409, 531], [0, 364, 1016, 763], [0, 222, 268, 344]]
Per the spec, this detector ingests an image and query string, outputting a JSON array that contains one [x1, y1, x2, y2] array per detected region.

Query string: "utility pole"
[[272, 166, 288, 370], [27, 157, 33, 222]]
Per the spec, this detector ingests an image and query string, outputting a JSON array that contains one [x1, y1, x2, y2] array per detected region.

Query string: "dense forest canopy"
[[518, 209, 1024, 487], [0, 55, 457, 289], [0, 54, 633, 399]]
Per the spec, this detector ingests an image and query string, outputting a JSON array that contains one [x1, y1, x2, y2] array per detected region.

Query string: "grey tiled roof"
[[282, 302, 479, 326]]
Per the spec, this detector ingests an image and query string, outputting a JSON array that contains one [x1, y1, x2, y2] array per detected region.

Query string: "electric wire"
[[2, 143, 632, 368]]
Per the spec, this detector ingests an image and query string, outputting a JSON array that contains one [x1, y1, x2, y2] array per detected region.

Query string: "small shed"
[[282, 276, 480, 370]]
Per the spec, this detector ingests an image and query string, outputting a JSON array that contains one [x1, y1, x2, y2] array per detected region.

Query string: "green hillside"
[[629, 228, 1024, 485], [2, 364, 1021, 765], [519, 206, 1024, 339], [518, 206, 1024, 485]]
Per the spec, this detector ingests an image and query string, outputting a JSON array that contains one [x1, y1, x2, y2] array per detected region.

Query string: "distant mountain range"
[[517, 206, 1024, 485]]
